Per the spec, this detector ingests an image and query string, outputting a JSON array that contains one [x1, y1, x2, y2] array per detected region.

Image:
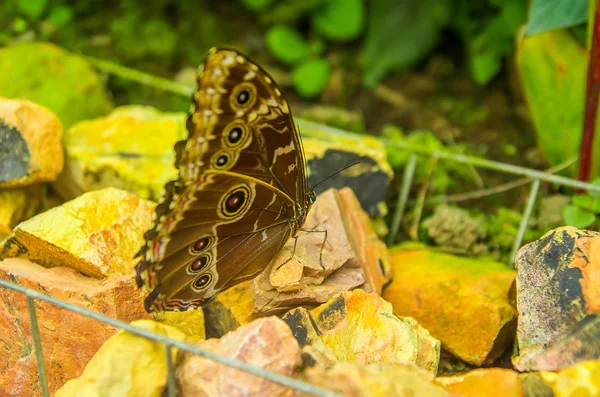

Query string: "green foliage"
[[525, 0, 588, 36], [381, 125, 475, 193], [17, 0, 49, 20], [291, 58, 331, 98], [110, 16, 177, 61], [361, 0, 451, 87], [454, 0, 527, 85], [240, 0, 275, 12], [562, 179, 600, 229], [244, 0, 366, 97], [486, 207, 539, 262], [517, 29, 600, 177], [265, 25, 309, 65], [312, 0, 365, 41]]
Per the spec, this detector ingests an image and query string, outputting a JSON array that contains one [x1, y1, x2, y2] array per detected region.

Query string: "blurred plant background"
[[1, 0, 597, 262]]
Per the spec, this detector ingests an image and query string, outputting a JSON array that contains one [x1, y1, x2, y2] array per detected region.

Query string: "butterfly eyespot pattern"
[[230, 82, 256, 110], [135, 47, 317, 313], [188, 253, 211, 273], [193, 273, 213, 291], [189, 236, 213, 255], [221, 186, 250, 217], [213, 151, 231, 169], [222, 123, 247, 148]]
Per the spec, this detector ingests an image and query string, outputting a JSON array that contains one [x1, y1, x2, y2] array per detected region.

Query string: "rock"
[[0, 187, 154, 278], [176, 317, 302, 397], [382, 244, 517, 366], [303, 362, 448, 397], [0, 41, 112, 128], [54, 106, 187, 201], [297, 118, 393, 217], [541, 359, 600, 396], [0, 258, 150, 396], [54, 320, 185, 397], [162, 310, 205, 342], [0, 97, 64, 187], [0, 185, 42, 238], [251, 188, 391, 315], [513, 227, 600, 371], [203, 281, 257, 338], [282, 289, 440, 375], [519, 373, 555, 397], [435, 368, 523, 397]]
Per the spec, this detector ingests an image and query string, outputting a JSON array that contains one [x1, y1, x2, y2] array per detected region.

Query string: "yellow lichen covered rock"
[[55, 105, 187, 200], [162, 310, 205, 342], [0, 185, 42, 237], [539, 359, 600, 396], [304, 362, 448, 397], [435, 368, 523, 397], [0, 187, 154, 278], [54, 320, 185, 397], [383, 244, 516, 365], [0, 97, 64, 187], [283, 289, 440, 375]]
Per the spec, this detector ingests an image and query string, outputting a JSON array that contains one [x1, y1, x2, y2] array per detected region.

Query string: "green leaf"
[[12, 17, 29, 33], [361, 0, 450, 87], [589, 178, 600, 199], [458, 0, 527, 85], [240, 0, 274, 12], [291, 58, 330, 98], [312, 0, 365, 41], [47, 5, 73, 27], [17, 0, 49, 20], [526, 0, 588, 36], [265, 25, 309, 65], [516, 29, 600, 178], [563, 205, 596, 229]]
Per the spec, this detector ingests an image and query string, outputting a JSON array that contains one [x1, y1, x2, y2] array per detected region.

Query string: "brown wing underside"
[[136, 48, 307, 312]]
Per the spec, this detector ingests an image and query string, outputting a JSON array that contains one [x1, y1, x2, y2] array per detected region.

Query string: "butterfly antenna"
[[310, 161, 361, 191]]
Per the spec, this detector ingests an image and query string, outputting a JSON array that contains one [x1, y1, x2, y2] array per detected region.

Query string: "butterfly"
[[135, 47, 318, 313]]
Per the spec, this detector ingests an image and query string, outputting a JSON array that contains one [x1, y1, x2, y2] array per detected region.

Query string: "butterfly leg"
[[300, 227, 328, 270], [276, 235, 299, 270]]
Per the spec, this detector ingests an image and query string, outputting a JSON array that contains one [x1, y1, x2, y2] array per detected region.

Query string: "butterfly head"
[[308, 190, 317, 206]]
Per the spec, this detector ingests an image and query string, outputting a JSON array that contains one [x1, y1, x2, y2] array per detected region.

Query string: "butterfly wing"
[[136, 48, 306, 312], [178, 48, 307, 206]]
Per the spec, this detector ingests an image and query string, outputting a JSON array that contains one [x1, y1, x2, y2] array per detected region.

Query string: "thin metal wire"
[[27, 295, 49, 397], [387, 155, 418, 245], [165, 343, 176, 397], [1, 280, 341, 397], [510, 179, 541, 266]]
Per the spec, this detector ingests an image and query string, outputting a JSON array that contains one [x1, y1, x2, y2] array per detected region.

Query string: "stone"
[[203, 281, 257, 338], [54, 320, 185, 397], [303, 362, 448, 397], [0, 97, 64, 187], [176, 317, 302, 397], [282, 289, 440, 375], [0, 185, 42, 238], [519, 373, 555, 397], [0, 187, 154, 278], [251, 188, 391, 315], [162, 310, 205, 342], [297, 117, 393, 217], [0, 258, 150, 396], [54, 105, 187, 201], [0, 41, 112, 129], [542, 359, 600, 396], [382, 244, 517, 365], [435, 368, 523, 397], [513, 227, 600, 371]]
